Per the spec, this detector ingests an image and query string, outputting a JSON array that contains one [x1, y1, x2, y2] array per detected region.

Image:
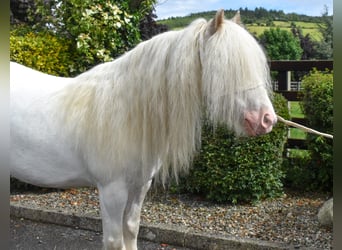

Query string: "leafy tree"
[[315, 5, 333, 59], [27, 0, 156, 73], [291, 23, 316, 60], [139, 7, 168, 40], [259, 27, 303, 60]]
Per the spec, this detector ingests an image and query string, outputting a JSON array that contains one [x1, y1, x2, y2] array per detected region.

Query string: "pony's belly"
[[10, 123, 93, 188], [10, 128, 93, 188], [11, 96, 93, 188]]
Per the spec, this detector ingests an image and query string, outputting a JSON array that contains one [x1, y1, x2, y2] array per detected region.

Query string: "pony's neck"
[[57, 19, 208, 183]]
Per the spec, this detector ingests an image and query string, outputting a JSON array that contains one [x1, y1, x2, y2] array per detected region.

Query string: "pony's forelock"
[[199, 19, 271, 130]]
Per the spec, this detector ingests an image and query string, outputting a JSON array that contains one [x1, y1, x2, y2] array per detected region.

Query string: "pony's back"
[[10, 62, 71, 103]]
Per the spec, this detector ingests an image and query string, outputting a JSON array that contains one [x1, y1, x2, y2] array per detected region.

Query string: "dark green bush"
[[299, 69, 333, 192], [282, 154, 312, 190], [10, 27, 76, 76], [178, 93, 289, 204]]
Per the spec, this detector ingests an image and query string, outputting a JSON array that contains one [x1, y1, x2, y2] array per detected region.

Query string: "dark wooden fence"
[[270, 60, 333, 150]]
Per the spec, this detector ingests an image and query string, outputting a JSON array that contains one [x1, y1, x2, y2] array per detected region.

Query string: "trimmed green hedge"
[[300, 70, 333, 134], [300, 70, 333, 192], [178, 93, 289, 204], [10, 28, 76, 76]]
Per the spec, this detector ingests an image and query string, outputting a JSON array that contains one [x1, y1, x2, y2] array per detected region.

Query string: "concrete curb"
[[11, 204, 294, 250]]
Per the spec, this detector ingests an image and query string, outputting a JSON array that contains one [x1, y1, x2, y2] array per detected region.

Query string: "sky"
[[155, 0, 333, 20]]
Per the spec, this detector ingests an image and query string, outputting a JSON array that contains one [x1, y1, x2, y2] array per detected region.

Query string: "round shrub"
[[300, 69, 333, 192], [259, 27, 303, 60], [300, 70, 333, 134], [178, 93, 289, 204], [10, 28, 75, 76]]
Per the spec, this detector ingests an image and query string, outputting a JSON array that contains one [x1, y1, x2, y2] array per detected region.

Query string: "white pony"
[[11, 10, 277, 250]]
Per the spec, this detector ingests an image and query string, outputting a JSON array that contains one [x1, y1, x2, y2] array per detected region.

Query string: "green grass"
[[246, 21, 322, 41], [246, 25, 270, 36], [289, 101, 305, 119], [287, 101, 309, 158], [288, 101, 306, 140], [289, 128, 306, 139], [287, 148, 310, 158]]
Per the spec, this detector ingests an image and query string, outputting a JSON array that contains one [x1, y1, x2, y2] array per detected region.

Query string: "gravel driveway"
[[10, 185, 332, 249]]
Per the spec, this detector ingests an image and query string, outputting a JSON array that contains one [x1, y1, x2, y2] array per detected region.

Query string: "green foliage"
[[259, 27, 303, 60], [29, 0, 155, 73], [289, 6, 333, 60], [75, 2, 139, 65], [300, 70, 333, 191], [177, 93, 289, 204], [301, 70, 333, 132], [291, 23, 319, 60], [282, 70, 332, 192], [281, 155, 312, 190], [10, 27, 74, 76], [315, 5, 333, 59]]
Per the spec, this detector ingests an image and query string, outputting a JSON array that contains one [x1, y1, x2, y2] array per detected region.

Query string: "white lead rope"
[[276, 115, 333, 139]]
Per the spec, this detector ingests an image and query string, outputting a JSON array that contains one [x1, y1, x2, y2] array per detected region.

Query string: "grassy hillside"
[[247, 21, 322, 41], [158, 9, 325, 41]]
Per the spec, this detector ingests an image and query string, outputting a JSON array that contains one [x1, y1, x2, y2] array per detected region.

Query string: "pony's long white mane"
[[56, 11, 271, 183]]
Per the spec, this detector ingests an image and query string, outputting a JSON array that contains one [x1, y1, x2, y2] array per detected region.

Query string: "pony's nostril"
[[262, 113, 275, 128], [264, 114, 271, 124]]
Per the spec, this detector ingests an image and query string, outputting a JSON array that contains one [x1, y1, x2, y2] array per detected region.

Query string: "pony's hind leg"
[[98, 180, 128, 250], [122, 179, 153, 250]]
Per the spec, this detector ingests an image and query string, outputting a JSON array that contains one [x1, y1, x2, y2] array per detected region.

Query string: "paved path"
[[10, 217, 193, 250], [11, 204, 290, 250]]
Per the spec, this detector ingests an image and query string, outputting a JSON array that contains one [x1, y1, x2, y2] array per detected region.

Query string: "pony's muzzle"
[[244, 110, 277, 136]]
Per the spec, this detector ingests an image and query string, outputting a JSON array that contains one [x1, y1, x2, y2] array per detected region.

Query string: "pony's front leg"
[[122, 180, 153, 250], [98, 180, 128, 250]]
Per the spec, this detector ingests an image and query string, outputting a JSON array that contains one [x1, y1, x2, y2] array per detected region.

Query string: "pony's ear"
[[231, 11, 242, 25], [207, 9, 225, 36]]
